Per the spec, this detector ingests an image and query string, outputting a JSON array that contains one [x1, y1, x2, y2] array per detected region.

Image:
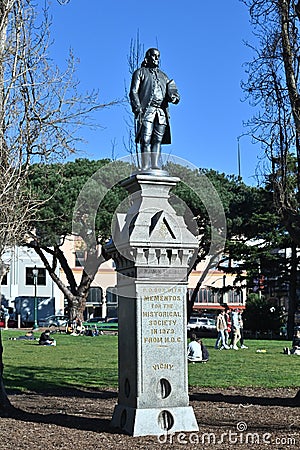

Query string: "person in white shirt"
[[187, 334, 203, 362], [232, 309, 241, 350]]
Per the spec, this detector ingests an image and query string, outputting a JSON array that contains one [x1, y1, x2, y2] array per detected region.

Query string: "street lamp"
[[32, 265, 39, 329]]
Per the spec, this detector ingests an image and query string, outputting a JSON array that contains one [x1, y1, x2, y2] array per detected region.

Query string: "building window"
[[26, 267, 46, 286], [188, 287, 222, 305], [106, 287, 118, 304], [87, 287, 102, 303], [227, 289, 243, 304], [75, 250, 85, 267]]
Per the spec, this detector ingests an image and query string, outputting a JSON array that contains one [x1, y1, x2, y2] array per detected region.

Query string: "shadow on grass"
[[1, 365, 121, 433], [4, 365, 118, 394], [190, 390, 300, 408], [3, 361, 299, 433]]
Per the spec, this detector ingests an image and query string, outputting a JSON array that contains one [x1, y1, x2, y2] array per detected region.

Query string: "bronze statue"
[[129, 48, 180, 171]]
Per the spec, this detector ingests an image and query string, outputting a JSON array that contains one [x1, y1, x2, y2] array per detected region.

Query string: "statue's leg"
[[151, 124, 166, 169], [140, 122, 153, 171], [140, 147, 151, 171], [150, 143, 161, 169]]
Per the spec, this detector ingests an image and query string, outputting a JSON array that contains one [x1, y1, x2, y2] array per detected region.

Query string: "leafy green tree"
[[166, 164, 271, 316], [242, 0, 300, 337], [167, 162, 295, 323], [0, 0, 113, 285], [243, 293, 283, 333], [27, 158, 130, 320], [0, 0, 118, 409]]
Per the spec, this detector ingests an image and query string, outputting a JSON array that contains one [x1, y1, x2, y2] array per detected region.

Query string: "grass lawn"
[[1, 330, 299, 393], [188, 338, 300, 388], [1, 330, 118, 393]]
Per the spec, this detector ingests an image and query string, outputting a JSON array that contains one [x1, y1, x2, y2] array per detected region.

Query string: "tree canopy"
[[0, 0, 118, 411], [27, 158, 131, 319], [242, 0, 300, 336]]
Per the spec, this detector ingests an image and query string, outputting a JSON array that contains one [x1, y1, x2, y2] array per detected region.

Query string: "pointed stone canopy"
[[109, 174, 198, 282]]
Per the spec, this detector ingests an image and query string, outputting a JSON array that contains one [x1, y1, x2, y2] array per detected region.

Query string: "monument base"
[[107, 173, 200, 437], [111, 404, 199, 436]]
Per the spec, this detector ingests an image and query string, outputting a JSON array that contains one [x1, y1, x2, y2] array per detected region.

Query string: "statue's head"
[[142, 48, 160, 68]]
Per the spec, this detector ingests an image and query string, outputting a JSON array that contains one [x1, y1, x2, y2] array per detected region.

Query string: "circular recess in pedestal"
[[120, 409, 127, 429], [159, 378, 172, 399], [124, 378, 130, 398], [158, 410, 174, 431]]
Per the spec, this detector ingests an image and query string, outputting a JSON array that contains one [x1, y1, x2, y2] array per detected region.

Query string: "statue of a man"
[[129, 48, 180, 171]]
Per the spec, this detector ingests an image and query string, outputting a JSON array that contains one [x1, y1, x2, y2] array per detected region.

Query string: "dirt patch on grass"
[[0, 387, 299, 449]]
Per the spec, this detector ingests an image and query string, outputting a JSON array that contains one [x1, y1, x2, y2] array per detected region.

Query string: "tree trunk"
[[29, 241, 106, 321], [0, 329, 12, 409], [67, 292, 88, 322], [287, 242, 298, 340], [187, 255, 221, 320]]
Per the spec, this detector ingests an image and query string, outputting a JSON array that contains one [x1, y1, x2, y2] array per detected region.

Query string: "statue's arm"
[[167, 79, 180, 105], [129, 70, 142, 117]]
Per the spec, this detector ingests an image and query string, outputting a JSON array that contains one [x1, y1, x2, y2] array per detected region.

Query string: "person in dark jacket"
[[39, 329, 56, 346], [129, 48, 180, 171], [200, 339, 209, 362]]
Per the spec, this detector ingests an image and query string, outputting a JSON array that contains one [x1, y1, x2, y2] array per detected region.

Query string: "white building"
[[1, 246, 62, 324], [1, 239, 247, 324]]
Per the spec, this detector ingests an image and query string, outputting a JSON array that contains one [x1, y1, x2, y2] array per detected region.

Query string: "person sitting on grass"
[[9, 331, 36, 341], [283, 345, 300, 355], [199, 338, 209, 362], [283, 331, 300, 355], [39, 329, 56, 346], [187, 334, 203, 363], [66, 321, 74, 334]]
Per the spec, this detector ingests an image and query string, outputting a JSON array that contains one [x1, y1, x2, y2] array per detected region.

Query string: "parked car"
[[187, 316, 216, 333], [82, 317, 106, 327], [38, 315, 68, 328]]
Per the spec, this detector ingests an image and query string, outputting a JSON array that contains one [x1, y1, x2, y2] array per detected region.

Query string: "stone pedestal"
[[106, 173, 199, 436]]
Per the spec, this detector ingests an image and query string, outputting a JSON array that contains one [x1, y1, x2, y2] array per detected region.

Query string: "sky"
[[46, 0, 263, 185]]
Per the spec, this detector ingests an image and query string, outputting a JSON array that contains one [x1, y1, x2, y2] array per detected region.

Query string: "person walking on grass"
[[215, 309, 230, 350], [239, 310, 248, 349], [224, 305, 232, 347], [231, 309, 241, 350]]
